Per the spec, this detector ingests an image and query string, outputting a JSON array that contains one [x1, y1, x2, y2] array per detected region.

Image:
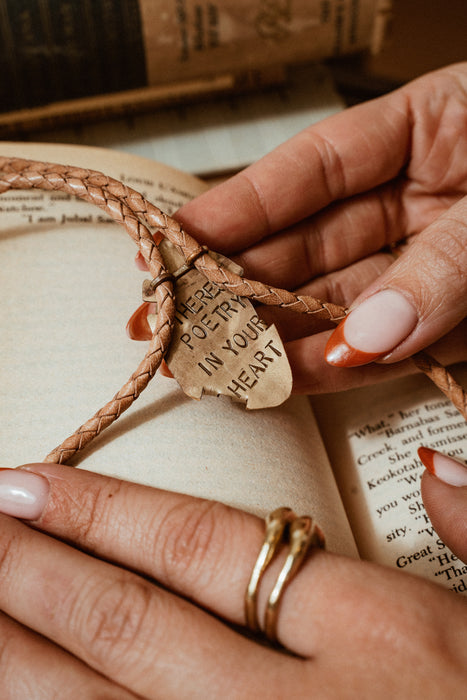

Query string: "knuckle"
[[0, 528, 21, 582], [429, 223, 467, 270], [69, 573, 155, 671], [154, 499, 230, 590], [356, 578, 452, 664], [318, 273, 355, 308], [312, 131, 347, 201], [307, 222, 327, 277], [432, 221, 467, 281], [240, 171, 272, 238], [390, 221, 467, 318], [48, 477, 125, 547]]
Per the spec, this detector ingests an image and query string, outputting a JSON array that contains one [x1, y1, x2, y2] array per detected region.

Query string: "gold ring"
[[264, 517, 325, 643], [245, 508, 325, 645], [245, 507, 295, 632]]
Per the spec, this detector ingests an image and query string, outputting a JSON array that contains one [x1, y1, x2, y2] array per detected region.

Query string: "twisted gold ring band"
[[245, 507, 325, 645]]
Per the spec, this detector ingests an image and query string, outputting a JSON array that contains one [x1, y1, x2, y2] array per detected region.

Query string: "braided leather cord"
[[0, 158, 175, 463], [0, 157, 465, 464], [412, 351, 467, 418]]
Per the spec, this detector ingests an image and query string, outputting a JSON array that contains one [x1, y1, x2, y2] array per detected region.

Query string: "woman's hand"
[[0, 464, 465, 698], [173, 63, 467, 394]]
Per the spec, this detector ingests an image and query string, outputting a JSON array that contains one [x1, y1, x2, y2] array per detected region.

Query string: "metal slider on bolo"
[[173, 245, 209, 280], [142, 246, 209, 302], [142, 271, 174, 302]]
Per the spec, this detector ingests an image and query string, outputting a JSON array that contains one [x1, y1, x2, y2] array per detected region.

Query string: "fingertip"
[[417, 446, 436, 475], [126, 303, 154, 341], [418, 447, 467, 487], [324, 290, 418, 368], [324, 318, 384, 367], [0, 467, 50, 520], [420, 452, 467, 564]]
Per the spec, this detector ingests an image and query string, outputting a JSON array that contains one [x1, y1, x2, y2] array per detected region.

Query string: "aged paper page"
[[312, 367, 467, 593], [0, 141, 357, 557]]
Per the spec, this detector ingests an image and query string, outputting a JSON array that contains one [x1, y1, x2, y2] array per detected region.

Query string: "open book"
[[1, 142, 465, 596]]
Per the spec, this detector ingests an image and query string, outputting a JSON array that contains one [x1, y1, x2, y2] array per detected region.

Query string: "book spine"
[[0, 0, 390, 129], [140, 0, 387, 85], [0, 0, 147, 112]]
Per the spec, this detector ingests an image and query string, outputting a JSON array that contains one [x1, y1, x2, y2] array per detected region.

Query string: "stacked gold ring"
[[245, 507, 325, 644]]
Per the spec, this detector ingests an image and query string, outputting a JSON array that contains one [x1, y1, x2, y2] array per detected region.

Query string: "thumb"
[[325, 195, 467, 367], [419, 447, 467, 564]]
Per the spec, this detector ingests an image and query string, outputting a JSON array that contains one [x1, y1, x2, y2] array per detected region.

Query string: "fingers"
[[0, 606, 137, 699], [325, 195, 467, 367], [288, 320, 467, 394], [257, 252, 395, 343], [230, 186, 404, 290], [175, 64, 467, 256], [236, 182, 460, 293], [0, 465, 388, 650], [0, 465, 466, 695], [174, 89, 411, 253], [0, 510, 288, 699], [286, 332, 417, 394], [419, 448, 467, 564], [11, 465, 265, 625]]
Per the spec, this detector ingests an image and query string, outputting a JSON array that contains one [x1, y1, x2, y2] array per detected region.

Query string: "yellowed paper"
[[312, 368, 467, 594], [0, 141, 357, 558]]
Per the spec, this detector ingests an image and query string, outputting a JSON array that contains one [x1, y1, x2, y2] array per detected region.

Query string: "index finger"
[[175, 89, 410, 253], [12, 463, 464, 659], [177, 63, 467, 254]]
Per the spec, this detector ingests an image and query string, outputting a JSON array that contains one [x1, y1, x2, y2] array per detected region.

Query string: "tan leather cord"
[[412, 351, 467, 418], [0, 157, 465, 464], [0, 158, 175, 463]]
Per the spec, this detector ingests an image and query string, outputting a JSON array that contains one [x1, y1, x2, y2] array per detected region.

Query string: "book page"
[[312, 367, 467, 593], [0, 141, 357, 558]]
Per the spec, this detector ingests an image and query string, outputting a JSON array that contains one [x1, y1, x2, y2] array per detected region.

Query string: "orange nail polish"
[[418, 446, 467, 486], [417, 446, 436, 474], [126, 303, 154, 341], [325, 320, 384, 367], [135, 251, 149, 271], [159, 360, 174, 378], [325, 290, 418, 367]]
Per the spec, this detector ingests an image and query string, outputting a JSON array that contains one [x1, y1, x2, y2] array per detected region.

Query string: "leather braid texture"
[[0, 157, 465, 464], [412, 352, 467, 419]]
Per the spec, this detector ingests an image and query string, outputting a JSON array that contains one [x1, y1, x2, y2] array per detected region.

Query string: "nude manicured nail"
[[325, 289, 418, 367], [418, 447, 467, 487], [0, 469, 50, 519]]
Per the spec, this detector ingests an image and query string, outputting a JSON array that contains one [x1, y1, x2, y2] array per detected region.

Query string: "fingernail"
[[126, 302, 155, 341], [135, 251, 149, 271], [418, 447, 467, 487], [0, 469, 50, 520], [159, 359, 174, 379], [325, 289, 418, 367]]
